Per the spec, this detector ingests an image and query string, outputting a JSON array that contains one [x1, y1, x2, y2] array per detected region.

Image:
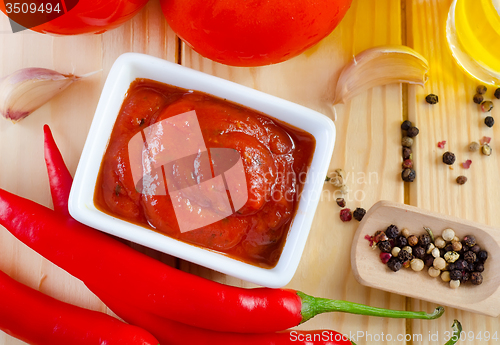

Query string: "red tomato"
[[160, 0, 352, 66], [0, 0, 149, 35]]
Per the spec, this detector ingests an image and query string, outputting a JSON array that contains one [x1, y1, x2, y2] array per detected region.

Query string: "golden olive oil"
[[448, 0, 500, 84]]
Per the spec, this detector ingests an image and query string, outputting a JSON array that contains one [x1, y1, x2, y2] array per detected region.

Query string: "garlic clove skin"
[[0, 68, 78, 123], [333, 45, 429, 105]]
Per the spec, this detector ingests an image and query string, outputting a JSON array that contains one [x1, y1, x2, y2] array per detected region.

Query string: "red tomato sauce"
[[94, 79, 315, 268]]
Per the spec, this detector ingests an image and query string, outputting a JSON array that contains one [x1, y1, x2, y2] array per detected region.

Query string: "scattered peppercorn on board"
[[0, 0, 499, 344], [406, 0, 500, 342], [352, 200, 500, 316]]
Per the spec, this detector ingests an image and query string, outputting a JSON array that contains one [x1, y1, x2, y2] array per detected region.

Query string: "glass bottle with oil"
[[447, 0, 500, 85]]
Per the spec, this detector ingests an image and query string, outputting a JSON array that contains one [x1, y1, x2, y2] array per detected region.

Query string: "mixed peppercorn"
[[325, 168, 366, 223], [401, 121, 418, 182], [367, 225, 487, 289]]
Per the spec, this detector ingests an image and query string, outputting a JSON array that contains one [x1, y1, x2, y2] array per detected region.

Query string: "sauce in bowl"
[[94, 79, 315, 268]]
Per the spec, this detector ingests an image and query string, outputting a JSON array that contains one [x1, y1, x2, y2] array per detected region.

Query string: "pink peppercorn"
[[462, 160, 472, 169], [402, 159, 413, 169], [380, 252, 392, 264], [340, 208, 352, 222], [480, 136, 491, 145], [437, 141, 446, 149]]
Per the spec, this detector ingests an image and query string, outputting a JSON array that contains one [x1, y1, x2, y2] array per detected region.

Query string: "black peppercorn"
[[398, 249, 413, 263], [485, 116, 495, 128], [450, 270, 462, 281], [467, 262, 475, 272], [477, 85, 487, 94], [442, 151, 456, 165], [455, 259, 467, 270], [425, 94, 439, 104], [448, 263, 456, 271], [473, 93, 484, 104], [464, 251, 477, 264], [475, 263, 484, 272], [406, 127, 419, 138], [461, 271, 470, 283], [402, 169, 416, 182], [401, 120, 412, 131], [413, 246, 425, 260], [461, 241, 469, 251], [378, 240, 392, 253], [470, 245, 481, 253], [456, 176, 467, 185], [471, 272, 483, 285], [495, 88, 500, 99], [444, 244, 454, 252], [477, 250, 488, 262], [424, 254, 434, 267], [395, 235, 408, 248], [385, 224, 399, 239], [463, 235, 476, 247], [419, 234, 431, 247], [387, 257, 402, 272], [353, 208, 366, 222], [403, 147, 412, 160]]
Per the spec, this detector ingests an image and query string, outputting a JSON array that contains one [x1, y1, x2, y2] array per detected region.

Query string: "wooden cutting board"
[[1, 0, 498, 344]]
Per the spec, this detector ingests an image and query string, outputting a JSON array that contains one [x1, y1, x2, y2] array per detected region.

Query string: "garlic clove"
[[0, 68, 79, 123], [333, 45, 429, 105]]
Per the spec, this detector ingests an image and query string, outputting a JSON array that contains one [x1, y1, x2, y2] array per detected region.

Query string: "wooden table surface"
[[0, 0, 499, 343]]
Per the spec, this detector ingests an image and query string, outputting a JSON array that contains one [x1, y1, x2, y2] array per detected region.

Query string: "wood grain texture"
[[407, 0, 500, 342], [0, 1, 177, 344], [180, 0, 407, 343]]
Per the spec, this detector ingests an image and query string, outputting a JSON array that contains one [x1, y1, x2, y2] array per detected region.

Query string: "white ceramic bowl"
[[69, 53, 335, 288]]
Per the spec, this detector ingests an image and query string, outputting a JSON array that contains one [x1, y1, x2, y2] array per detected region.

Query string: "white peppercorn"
[[410, 258, 424, 272], [431, 248, 441, 258], [435, 237, 446, 249], [450, 280, 461, 289], [392, 247, 401, 257], [402, 228, 411, 238], [441, 271, 451, 282], [426, 243, 435, 254], [428, 267, 441, 278], [433, 257, 446, 270], [442, 228, 455, 242]]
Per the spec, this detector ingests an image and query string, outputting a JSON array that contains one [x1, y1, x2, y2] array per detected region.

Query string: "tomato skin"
[[160, 0, 352, 66], [0, 0, 149, 35]]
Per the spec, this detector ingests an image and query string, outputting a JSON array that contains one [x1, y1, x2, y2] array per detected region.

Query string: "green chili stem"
[[444, 320, 462, 345], [298, 291, 445, 323]]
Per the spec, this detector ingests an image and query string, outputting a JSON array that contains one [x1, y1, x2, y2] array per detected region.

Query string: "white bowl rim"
[[69, 52, 336, 288]]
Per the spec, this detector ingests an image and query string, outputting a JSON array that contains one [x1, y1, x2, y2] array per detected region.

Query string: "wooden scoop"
[[351, 200, 500, 317]]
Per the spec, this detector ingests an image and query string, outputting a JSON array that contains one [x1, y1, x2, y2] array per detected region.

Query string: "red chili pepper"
[[0, 269, 159, 345], [0, 187, 445, 334], [95, 288, 354, 345], [43, 126, 355, 344], [43, 124, 73, 216]]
